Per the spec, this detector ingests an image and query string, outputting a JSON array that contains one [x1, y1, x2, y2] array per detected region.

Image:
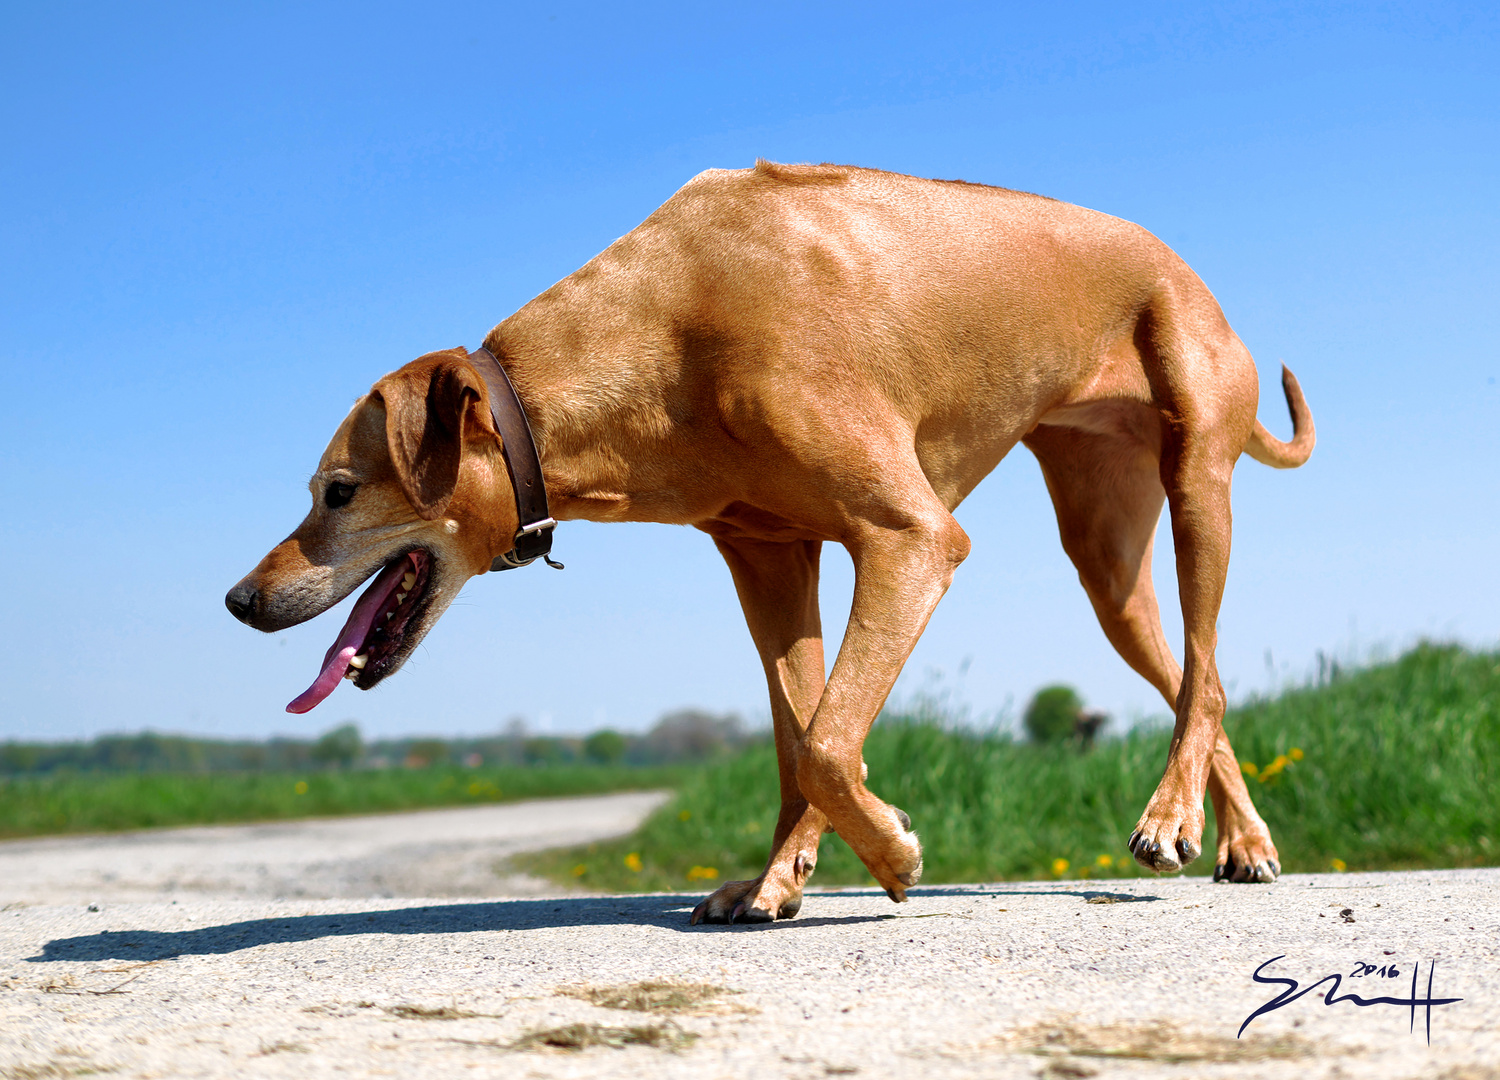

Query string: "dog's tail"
[[1243, 364, 1315, 469]]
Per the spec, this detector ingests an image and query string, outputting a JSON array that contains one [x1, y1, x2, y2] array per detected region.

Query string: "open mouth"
[[285, 549, 433, 714]]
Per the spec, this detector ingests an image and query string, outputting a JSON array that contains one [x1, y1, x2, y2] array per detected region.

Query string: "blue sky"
[[2, 2, 1496, 741]]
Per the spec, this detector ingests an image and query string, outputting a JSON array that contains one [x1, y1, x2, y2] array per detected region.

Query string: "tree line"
[[0, 709, 749, 775]]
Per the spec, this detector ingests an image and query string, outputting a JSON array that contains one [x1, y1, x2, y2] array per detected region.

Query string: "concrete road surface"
[[0, 797, 1494, 1079]]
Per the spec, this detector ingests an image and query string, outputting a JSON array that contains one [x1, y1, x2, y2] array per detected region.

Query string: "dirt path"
[[0, 790, 671, 904], [2, 861, 1494, 1079]]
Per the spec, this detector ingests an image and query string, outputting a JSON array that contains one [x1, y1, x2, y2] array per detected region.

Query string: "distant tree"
[[523, 737, 567, 766], [238, 743, 268, 771], [266, 736, 313, 771], [0, 743, 41, 774], [405, 738, 449, 768], [583, 729, 627, 765], [1024, 685, 1084, 744], [643, 709, 745, 761], [312, 723, 363, 769]]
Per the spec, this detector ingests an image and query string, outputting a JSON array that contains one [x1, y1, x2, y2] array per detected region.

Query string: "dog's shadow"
[[26, 886, 1161, 963]]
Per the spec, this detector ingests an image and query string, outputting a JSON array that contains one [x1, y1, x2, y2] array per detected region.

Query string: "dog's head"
[[225, 348, 517, 712]]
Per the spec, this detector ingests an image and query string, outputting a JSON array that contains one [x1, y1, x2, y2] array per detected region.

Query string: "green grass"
[[0, 763, 689, 840], [519, 642, 1500, 892]]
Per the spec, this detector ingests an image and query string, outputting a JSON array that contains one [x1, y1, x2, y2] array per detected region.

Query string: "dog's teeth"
[[348, 654, 367, 670], [385, 611, 394, 621], [402, 573, 416, 590], [396, 592, 407, 603]]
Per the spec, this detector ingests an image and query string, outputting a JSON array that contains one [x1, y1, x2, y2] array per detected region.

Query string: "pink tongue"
[[285, 558, 411, 714], [285, 644, 360, 715]]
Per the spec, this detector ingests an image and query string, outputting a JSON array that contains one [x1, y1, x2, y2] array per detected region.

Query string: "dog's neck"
[[482, 308, 694, 527]]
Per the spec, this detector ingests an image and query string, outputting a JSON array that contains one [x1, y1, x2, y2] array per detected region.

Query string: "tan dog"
[[227, 161, 1313, 923]]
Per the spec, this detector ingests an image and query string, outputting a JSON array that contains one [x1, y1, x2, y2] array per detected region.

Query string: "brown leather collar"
[[467, 346, 562, 572]]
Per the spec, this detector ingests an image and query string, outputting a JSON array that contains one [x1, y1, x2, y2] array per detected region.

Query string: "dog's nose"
[[225, 582, 259, 625]]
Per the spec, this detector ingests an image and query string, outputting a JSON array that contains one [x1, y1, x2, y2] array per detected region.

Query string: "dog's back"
[[494, 160, 1249, 514]]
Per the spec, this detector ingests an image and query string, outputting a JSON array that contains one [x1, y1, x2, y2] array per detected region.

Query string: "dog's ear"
[[375, 350, 495, 520]]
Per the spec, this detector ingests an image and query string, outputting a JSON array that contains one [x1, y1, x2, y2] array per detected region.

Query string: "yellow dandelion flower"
[[686, 865, 719, 881], [1258, 755, 1289, 782], [572, 864, 588, 877], [678, 809, 692, 822], [467, 781, 483, 796], [1241, 761, 1259, 777], [1289, 747, 1304, 761], [294, 781, 308, 795], [1052, 858, 1070, 876], [624, 852, 643, 873], [1095, 854, 1114, 868], [1330, 858, 1347, 872]]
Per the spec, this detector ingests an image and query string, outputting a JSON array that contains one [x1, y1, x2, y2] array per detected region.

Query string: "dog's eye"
[[325, 482, 358, 509]]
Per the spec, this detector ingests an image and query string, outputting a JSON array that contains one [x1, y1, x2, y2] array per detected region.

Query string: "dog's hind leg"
[[1026, 422, 1281, 882], [1122, 363, 1257, 873], [792, 478, 972, 902], [692, 537, 830, 924], [1025, 423, 1180, 702]]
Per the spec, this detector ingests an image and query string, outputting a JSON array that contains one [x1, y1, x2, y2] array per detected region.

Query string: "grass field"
[[0, 763, 688, 840], [519, 642, 1500, 892]]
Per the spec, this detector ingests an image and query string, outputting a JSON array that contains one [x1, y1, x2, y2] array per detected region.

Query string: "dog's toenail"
[[735, 905, 773, 924], [894, 806, 912, 832], [696, 902, 732, 925], [778, 896, 802, 919]]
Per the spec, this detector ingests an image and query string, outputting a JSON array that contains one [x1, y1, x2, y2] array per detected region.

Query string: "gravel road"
[[1, 798, 1494, 1079], [0, 790, 671, 905]]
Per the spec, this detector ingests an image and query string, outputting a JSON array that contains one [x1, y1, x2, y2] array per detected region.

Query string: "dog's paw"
[[855, 805, 922, 903], [689, 853, 814, 925], [1128, 798, 1204, 873], [1214, 826, 1281, 883]]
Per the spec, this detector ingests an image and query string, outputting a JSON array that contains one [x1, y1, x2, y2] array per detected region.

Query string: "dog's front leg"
[[794, 503, 972, 903], [692, 537, 828, 924]]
